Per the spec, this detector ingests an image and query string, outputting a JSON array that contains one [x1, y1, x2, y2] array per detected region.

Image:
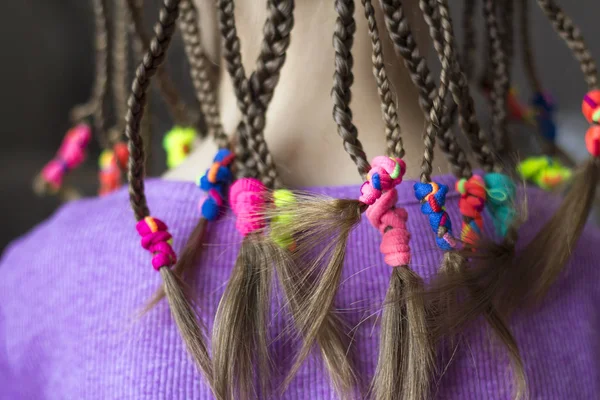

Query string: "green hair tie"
[[271, 189, 296, 249]]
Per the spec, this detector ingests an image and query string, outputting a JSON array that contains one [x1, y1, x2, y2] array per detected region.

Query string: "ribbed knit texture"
[[1, 175, 599, 399]]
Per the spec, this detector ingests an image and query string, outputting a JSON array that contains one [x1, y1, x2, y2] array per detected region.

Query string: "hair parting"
[[123, 0, 214, 390]]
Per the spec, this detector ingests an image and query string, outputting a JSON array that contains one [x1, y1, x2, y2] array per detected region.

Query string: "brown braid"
[[126, 0, 192, 125], [361, 0, 404, 159], [70, 0, 109, 148], [520, 0, 542, 92], [379, 0, 471, 179], [112, 0, 129, 136], [333, 0, 370, 178], [179, 0, 229, 149], [245, 0, 295, 188], [536, 0, 598, 90], [483, 0, 510, 155], [125, 0, 182, 221], [217, 0, 294, 188]]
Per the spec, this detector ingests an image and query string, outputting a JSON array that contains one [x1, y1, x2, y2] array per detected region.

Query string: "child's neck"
[[167, 0, 449, 187]]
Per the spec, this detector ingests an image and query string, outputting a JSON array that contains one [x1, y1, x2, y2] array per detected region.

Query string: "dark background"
[[1, 1, 599, 250]]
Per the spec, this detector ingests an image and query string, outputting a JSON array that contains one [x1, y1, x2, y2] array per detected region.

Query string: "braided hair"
[[122, 0, 216, 393]]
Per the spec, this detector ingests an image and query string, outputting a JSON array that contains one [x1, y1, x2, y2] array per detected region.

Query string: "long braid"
[[332, 0, 370, 178], [537, 0, 598, 90], [124, 0, 216, 390], [113, 0, 129, 134], [70, 0, 109, 147], [419, 0, 472, 179], [217, 0, 294, 189], [246, 0, 295, 188], [362, 0, 404, 159], [216, 0, 254, 177], [483, 0, 511, 156], [380, 0, 471, 178], [126, 0, 192, 125], [179, 0, 229, 149]]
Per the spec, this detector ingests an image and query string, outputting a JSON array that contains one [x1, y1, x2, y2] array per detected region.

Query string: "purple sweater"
[[1, 175, 599, 399]]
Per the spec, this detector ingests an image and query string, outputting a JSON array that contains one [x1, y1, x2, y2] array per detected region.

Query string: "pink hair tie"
[[229, 178, 268, 236], [366, 187, 411, 267], [359, 156, 406, 205], [136, 217, 177, 270], [41, 124, 92, 190]]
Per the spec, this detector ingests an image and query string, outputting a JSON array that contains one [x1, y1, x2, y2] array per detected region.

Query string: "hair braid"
[[380, 0, 470, 178], [126, 0, 192, 125], [125, 0, 181, 221], [245, 0, 295, 189], [217, 0, 294, 189], [216, 0, 255, 177], [483, 0, 510, 155], [70, 0, 109, 147], [536, 0, 598, 90], [112, 0, 129, 135], [362, 0, 404, 159], [179, 0, 229, 149], [332, 0, 370, 177]]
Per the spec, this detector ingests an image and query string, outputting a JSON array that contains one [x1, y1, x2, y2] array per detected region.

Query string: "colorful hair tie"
[[98, 142, 130, 196], [136, 216, 177, 270], [271, 189, 296, 250], [163, 126, 198, 168], [41, 124, 92, 191], [517, 156, 572, 190], [414, 182, 456, 250], [532, 91, 557, 142], [359, 156, 406, 205], [456, 175, 486, 245], [483, 173, 516, 237], [366, 188, 411, 266], [229, 178, 267, 236], [198, 149, 235, 220]]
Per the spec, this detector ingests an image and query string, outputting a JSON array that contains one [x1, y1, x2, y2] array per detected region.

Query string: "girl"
[[1, 0, 599, 399]]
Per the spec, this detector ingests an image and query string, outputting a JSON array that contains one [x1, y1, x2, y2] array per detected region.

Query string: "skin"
[[166, 0, 450, 186]]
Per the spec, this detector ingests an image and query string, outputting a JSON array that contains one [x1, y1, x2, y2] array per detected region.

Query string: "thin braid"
[[417, 0, 454, 183], [381, 0, 471, 178], [216, 0, 254, 178], [520, 0, 541, 92], [126, 0, 192, 125], [536, 0, 598, 90], [245, 0, 295, 189], [71, 0, 109, 148], [436, 0, 498, 172], [333, 0, 370, 178], [179, 0, 229, 149], [125, 0, 181, 221], [483, 0, 510, 155], [419, 0, 474, 179], [113, 0, 129, 135], [362, 0, 404, 159], [217, 0, 295, 188], [462, 0, 477, 80]]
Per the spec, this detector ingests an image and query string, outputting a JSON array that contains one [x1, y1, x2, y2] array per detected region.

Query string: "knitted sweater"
[[1, 175, 598, 399]]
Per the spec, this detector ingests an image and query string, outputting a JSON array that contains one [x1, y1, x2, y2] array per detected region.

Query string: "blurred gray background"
[[0, 0, 598, 250]]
